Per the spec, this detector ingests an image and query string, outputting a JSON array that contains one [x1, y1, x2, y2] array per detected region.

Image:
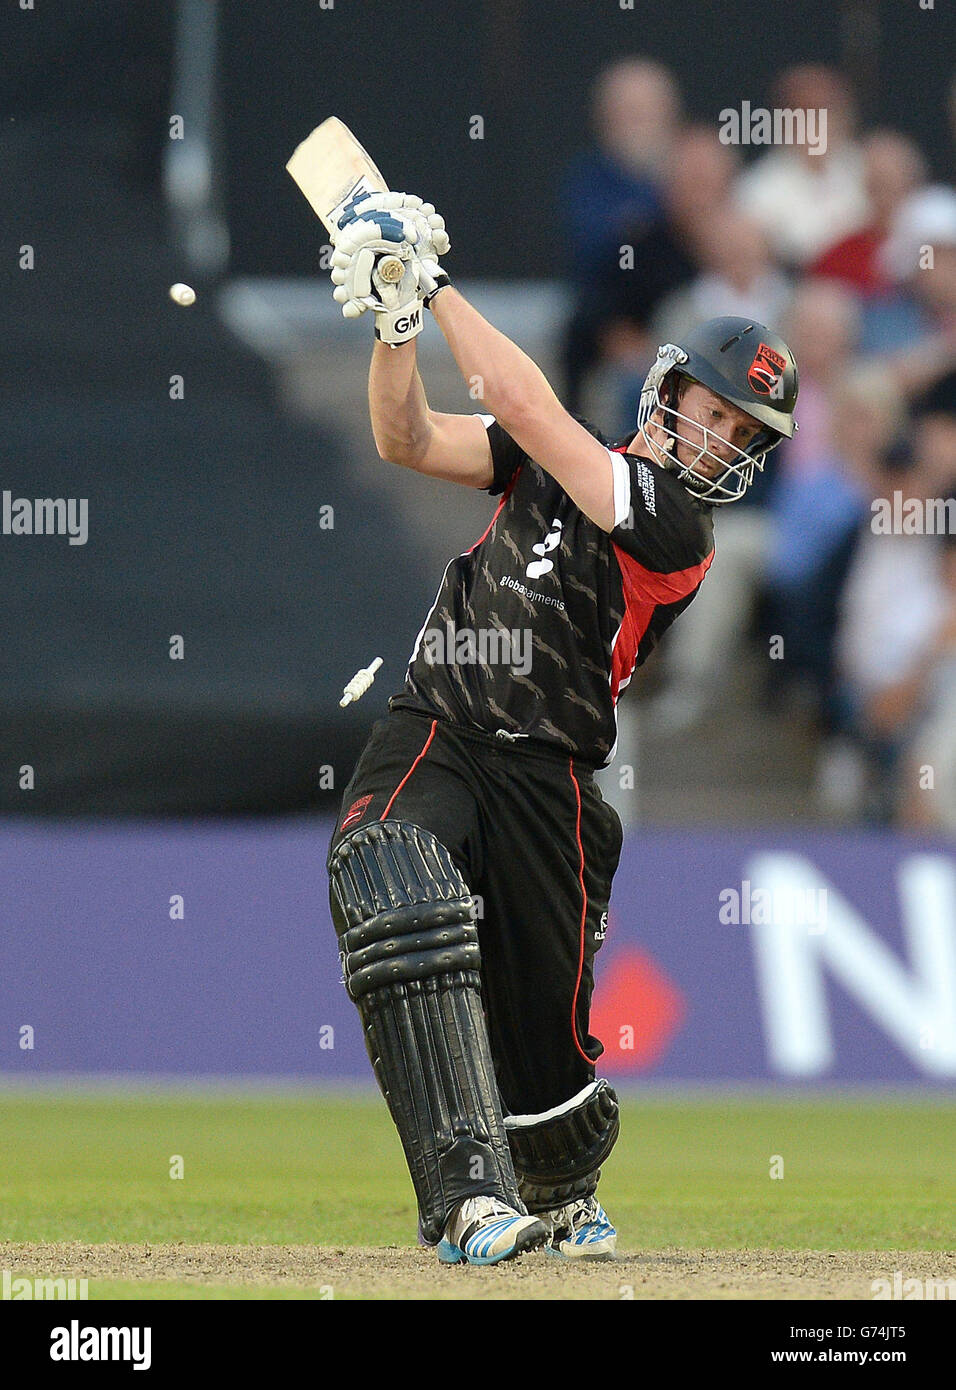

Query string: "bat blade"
[[286, 116, 390, 235]]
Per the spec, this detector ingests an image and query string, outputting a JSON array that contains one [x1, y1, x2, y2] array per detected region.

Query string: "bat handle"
[[377, 255, 405, 284]]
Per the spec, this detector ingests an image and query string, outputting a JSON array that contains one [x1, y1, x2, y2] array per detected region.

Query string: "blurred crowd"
[[562, 60, 956, 830]]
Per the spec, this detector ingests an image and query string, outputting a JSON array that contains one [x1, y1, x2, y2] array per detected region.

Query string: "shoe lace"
[[456, 1196, 518, 1226], [549, 1196, 599, 1234]]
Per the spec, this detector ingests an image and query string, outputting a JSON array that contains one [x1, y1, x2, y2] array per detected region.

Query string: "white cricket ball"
[[169, 282, 196, 307]]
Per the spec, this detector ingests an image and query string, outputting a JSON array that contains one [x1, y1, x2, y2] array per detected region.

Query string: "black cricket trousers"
[[327, 707, 624, 1115]]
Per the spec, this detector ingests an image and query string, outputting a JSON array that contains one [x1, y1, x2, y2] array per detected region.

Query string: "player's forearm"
[[430, 287, 561, 429], [368, 340, 433, 466]]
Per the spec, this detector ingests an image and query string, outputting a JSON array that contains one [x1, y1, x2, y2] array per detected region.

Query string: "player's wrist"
[[373, 296, 426, 346], [423, 271, 451, 310]]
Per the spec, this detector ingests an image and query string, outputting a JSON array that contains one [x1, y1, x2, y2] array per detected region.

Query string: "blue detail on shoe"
[[470, 1219, 517, 1260], [437, 1215, 542, 1266], [547, 1199, 617, 1259]]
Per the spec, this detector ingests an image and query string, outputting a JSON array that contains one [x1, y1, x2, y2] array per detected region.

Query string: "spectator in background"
[[559, 60, 685, 413], [811, 130, 927, 298], [834, 396, 955, 821], [757, 273, 864, 733], [562, 58, 681, 289], [653, 205, 793, 347], [565, 124, 739, 421], [766, 365, 899, 747], [735, 65, 869, 268], [894, 533, 956, 832], [864, 184, 956, 388], [777, 278, 861, 483]]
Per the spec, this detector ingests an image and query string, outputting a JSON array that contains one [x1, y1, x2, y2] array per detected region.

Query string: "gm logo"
[[396, 310, 421, 334]]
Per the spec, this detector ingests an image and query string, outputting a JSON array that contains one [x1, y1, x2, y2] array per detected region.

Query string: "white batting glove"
[[330, 223, 424, 344], [340, 191, 450, 264], [330, 215, 407, 315], [329, 196, 450, 343], [351, 195, 453, 307]]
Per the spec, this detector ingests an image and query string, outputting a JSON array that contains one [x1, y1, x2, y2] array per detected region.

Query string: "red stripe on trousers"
[[568, 757, 594, 1067], [381, 719, 438, 819]]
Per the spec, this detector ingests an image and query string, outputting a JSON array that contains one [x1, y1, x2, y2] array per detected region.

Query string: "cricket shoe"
[[437, 1196, 548, 1266], [542, 1195, 617, 1259]]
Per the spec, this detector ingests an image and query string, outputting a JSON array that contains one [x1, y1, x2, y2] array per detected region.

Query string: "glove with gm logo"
[[330, 193, 450, 345]]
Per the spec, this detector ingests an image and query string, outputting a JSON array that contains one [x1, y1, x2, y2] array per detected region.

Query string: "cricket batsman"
[[324, 193, 798, 1265]]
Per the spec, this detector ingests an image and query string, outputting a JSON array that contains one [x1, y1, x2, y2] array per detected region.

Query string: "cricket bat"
[[286, 117, 405, 284]]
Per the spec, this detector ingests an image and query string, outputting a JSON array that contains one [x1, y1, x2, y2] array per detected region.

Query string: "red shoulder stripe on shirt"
[[609, 543, 714, 704]]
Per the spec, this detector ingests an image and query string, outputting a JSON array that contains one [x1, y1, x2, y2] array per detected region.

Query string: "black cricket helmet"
[[637, 316, 799, 504]]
